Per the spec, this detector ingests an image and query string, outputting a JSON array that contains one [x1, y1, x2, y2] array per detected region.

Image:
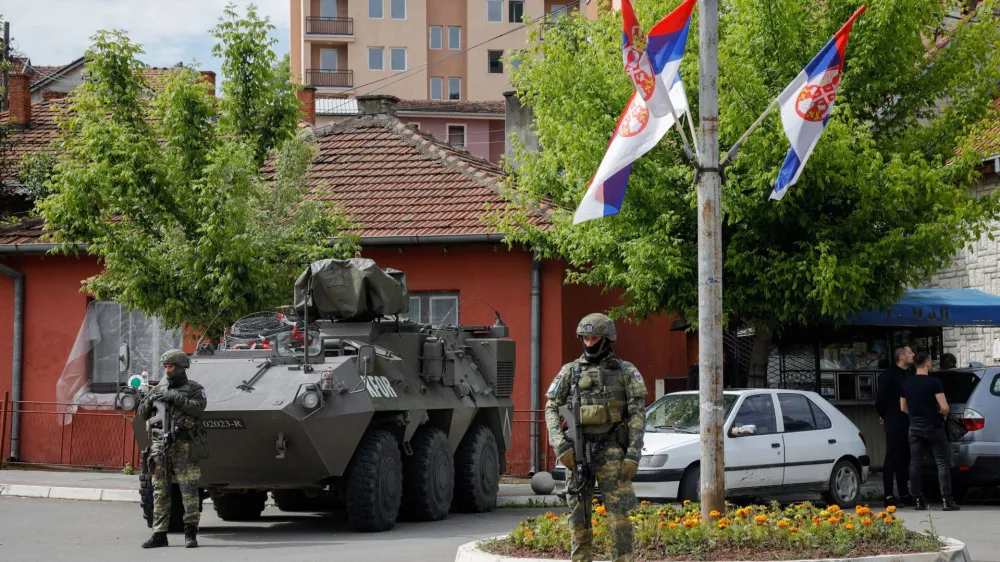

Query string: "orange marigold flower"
[[593, 498, 599, 504], [545, 511, 555, 517], [829, 505, 841, 513], [790, 526, 799, 533], [795, 504, 805, 509], [862, 517, 873, 526], [524, 530, 535, 537], [718, 517, 732, 526], [592, 519, 598, 526], [710, 510, 721, 518], [674, 517, 681, 523], [845, 523, 855, 530], [683, 500, 692, 505], [658, 521, 667, 529], [641, 500, 651, 506], [856, 506, 871, 516], [595, 505, 607, 516], [668, 523, 677, 529], [592, 530, 598, 536], [754, 514, 768, 524], [828, 517, 839, 525], [887, 505, 897, 514], [736, 508, 750, 518], [884, 517, 895, 525], [718, 522, 728, 529], [777, 520, 790, 528], [684, 519, 698, 528], [877, 511, 887, 519]]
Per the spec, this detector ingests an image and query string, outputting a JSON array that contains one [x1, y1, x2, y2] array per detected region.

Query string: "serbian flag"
[[770, 5, 865, 201], [573, 75, 689, 224], [634, 0, 696, 119]]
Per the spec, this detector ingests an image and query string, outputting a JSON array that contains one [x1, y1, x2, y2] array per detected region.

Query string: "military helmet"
[[576, 313, 617, 343], [160, 348, 191, 369]]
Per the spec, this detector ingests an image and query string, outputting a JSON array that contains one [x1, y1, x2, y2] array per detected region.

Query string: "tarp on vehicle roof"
[[845, 288, 1000, 327], [293, 258, 409, 321]]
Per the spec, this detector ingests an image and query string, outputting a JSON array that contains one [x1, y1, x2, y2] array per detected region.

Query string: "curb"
[[455, 536, 972, 562], [1, 484, 564, 509]]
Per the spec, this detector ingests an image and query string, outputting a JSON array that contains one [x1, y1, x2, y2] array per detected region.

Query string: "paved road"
[[1, 495, 998, 561]]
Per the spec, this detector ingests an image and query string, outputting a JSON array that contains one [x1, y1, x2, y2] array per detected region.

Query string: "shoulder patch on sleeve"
[[633, 370, 643, 384], [547, 378, 558, 394]]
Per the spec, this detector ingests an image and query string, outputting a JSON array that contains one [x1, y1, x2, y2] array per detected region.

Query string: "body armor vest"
[[575, 358, 627, 435]]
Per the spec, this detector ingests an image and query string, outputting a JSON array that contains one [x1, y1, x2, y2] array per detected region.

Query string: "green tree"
[[36, 3, 358, 338], [497, 0, 1000, 382]]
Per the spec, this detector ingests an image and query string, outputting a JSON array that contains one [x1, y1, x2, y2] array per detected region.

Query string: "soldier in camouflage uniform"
[[545, 313, 647, 562], [138, 349, 208, 549]]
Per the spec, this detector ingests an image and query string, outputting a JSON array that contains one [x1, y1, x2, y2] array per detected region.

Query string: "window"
[[448, 77, 461, 100], [400, 292, 459, 326], [448, 26, 461, 50], [390, 47, 407, 71], [509, 0, 524, 22], [429, 26, 443, 49], [368, 0, 383, 18], [509, 49, 523, 70], [320, 48, 338, 71], [551, 4, 568, 18], [321, 0, 338, 17], [368, 47, 384, 70], [645, 393, 738, 434], [777, 393, 833, 431], [390, 0, 406, 19], [488, 50, 504, 74], [447, 124, 466, 148], [408, 122, 420, 130], [487, 0, 503, 22], [430, 77, 443, 100], [86, 301, 184, 392], [730, 393, 777, 435]]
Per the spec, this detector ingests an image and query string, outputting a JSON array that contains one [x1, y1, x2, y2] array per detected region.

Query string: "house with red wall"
[[0, 77, 691, 475]]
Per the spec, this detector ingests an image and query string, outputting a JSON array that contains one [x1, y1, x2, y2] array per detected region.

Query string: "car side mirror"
[[730, 424, 757, 437], [119, 343, 130, 373], [357, 345, 376, 376]]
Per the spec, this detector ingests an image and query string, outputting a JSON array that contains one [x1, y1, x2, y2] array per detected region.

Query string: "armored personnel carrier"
[[129, 258, 515, 533]]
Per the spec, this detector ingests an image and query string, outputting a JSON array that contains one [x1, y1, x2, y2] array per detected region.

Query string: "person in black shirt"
[[875, 346, 914, 507], [901, 352, 959, 511]]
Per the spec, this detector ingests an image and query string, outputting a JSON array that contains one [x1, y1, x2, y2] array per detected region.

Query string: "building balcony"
[[306, 17, 355, 40], [307, 69, 354, 89]]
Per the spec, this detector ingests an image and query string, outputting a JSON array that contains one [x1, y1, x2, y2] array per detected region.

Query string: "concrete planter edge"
[[454, 535, 971, 562]]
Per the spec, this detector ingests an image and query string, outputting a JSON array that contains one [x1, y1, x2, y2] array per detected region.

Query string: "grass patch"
[[483, 500, 942, 560]]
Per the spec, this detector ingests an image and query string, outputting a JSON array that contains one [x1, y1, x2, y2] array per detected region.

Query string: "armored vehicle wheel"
[[452, 424, 499, 513], [139, 473, 188, 532], [211, 490, 267, 521], [401, 427, 454, 521], [346, 429, 403, 532]]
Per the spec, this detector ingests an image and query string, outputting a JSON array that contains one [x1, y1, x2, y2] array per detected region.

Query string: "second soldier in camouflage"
[[545, 313, 647, 562]]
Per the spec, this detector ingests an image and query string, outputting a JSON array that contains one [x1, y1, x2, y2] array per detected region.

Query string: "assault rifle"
[[565, 366, 593, 503]]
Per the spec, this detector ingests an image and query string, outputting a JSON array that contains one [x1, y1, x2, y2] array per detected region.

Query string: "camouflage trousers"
[[565, 438, 637, 562], [151, 440, 202, 533]]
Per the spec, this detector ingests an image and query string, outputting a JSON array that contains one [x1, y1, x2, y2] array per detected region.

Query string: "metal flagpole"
[[697, 0, 725, 520]]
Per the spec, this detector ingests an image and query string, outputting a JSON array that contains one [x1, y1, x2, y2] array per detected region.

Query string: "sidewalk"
[[0, 468, 564, 507]]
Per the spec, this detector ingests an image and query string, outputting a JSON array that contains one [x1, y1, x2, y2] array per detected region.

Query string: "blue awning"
[[845, 288, 1000, 327]]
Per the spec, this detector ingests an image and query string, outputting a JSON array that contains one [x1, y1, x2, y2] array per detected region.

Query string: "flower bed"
[[482, 500, 942, 561]]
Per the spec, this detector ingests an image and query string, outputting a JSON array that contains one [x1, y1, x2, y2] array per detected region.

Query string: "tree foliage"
[[497, 0, 1000, 354], [36, 4, 358, 337]]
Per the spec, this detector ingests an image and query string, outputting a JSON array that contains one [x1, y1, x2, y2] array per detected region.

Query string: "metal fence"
[[306, 16, 354, 35], [0, 392, 140, 471]]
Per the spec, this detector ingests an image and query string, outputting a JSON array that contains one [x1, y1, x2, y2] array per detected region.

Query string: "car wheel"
[[822, 459, 860, 508], [679, 464, 700, 504]]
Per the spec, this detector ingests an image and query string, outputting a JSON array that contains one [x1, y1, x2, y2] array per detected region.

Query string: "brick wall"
[[920, 170, 1000, 366]]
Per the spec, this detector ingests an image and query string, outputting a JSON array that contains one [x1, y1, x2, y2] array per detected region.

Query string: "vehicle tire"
[[211, 490, 267, 521], [402, 427, 454, 521], [273, 489, 319, 512], [679, 464, 700, 504], [452, 424, 499, 513], [139, 472, 186, 532], [822, 459, 861, 508], [345, 429, 403, 532]]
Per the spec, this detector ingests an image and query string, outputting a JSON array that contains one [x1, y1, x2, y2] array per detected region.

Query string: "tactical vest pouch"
[[189, 428, 210, 463], [580, 404, 609, 425], [607, 398, 623, 423]]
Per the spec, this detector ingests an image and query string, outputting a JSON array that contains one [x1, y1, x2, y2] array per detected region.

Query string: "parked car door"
[[724, 392, 784, 490], [776, 392, 839, 485]]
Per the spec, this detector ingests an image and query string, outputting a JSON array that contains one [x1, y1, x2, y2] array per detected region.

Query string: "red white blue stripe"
[[643, 0, 696, 119], [771, 5, 865, 200]]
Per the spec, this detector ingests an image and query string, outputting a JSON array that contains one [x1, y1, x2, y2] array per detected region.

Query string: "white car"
[[554, 389, 870, 507]]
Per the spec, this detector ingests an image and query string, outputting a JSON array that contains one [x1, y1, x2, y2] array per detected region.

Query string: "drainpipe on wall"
[[0, 263, 24, 460], [529, 252, 541, 475]]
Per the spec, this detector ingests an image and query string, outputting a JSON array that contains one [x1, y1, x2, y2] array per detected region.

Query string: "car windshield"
[[273, 329, 323, 358], [645, 394, 738, 433], [930, 370, 980, 404]]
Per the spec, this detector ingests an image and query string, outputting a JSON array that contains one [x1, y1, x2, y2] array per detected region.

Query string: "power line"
[[338, 0, 582, 97]]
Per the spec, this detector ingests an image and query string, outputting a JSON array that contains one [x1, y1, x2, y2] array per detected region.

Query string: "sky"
[[2, 0, 290, 82]]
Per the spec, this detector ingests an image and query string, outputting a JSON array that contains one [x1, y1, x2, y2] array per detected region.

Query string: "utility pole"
[[2, 22, 10, 111], [697, 0, 725, 520]]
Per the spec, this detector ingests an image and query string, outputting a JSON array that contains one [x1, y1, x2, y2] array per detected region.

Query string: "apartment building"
[[289, 0, 601, 102]]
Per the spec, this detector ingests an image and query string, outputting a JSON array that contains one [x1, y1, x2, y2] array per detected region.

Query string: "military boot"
[[141, 532, 168, 548], [184, 525, 198, 548]]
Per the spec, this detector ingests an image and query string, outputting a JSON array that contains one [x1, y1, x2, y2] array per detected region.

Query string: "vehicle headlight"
[[118, 393, 139, 411], [301, 390, 321, 409], [639, 453, 668, 468]]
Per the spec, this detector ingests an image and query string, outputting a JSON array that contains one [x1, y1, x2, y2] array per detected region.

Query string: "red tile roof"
[[270, 114, 550, 238], [970, 98, 1000, 159], [10, 57, 70, 89], [0, 99, 67, 181], [396, 99, 505, 115], [0, 216, 45, 245]]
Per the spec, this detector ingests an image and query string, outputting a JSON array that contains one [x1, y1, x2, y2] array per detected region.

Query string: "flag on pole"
[[573, 76, 689, 224], [770, 5, 866, 201], [622, 0, 696, 120]]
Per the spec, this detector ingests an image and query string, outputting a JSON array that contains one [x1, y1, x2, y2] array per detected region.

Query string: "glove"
[[620, 459, 638, 482], [159, 390, 181, 405], [559, 450, 576, 470]]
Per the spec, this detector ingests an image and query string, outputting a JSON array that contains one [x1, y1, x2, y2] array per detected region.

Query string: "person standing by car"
[[545, 313, 647, 562], [901, 352, 960, 511], [875, 346, 915, 507]]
